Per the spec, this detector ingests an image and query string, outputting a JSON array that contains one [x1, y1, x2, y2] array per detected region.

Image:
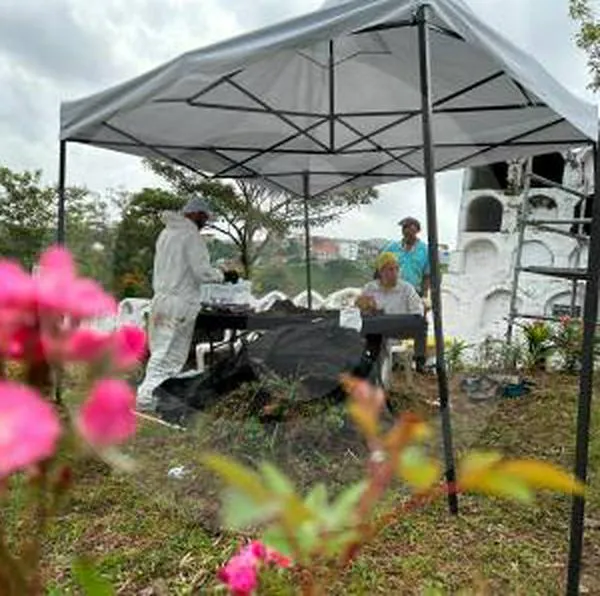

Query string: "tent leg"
[[417, 4, 458, 515], [566, 139, 600, 596], [57, 141, 67, 245], [54, 141, 68, 407], [302, 171, 313, 311]]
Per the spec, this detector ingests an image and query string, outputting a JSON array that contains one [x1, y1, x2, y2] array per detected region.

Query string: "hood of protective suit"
[[160, 211, 194, 229], [152, 209, 223, 302]]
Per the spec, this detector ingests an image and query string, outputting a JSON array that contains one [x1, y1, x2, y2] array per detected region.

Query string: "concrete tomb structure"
[[441, 148, 594, 343]]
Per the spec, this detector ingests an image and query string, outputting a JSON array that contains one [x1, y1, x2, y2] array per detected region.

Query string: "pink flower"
[[0, 261, 35, 310], [58, 325, 146, 370], [217, 541, 291, 595], [245, 541, 291, 568], [0, 382, 61, 477], [6, 326, 47, 361], [62, 328, 111, 362], [217, 553, 258, 596], [35, 247, 117, 319], [247, 541, 267, 560], [0, 246, 117, 323], [38, 245, 76, 278], [62, 279, 118, 319], [264, 547, 292, 569], [77, 380, 136, 448], [112, 326, 147, 369]]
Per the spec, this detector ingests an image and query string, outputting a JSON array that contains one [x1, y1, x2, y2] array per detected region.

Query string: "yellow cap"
[[375, 252, 398, 272]]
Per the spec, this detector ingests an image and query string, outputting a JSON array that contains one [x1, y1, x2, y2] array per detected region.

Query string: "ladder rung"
[[510, 312, 600, 326], [518, 266, 589, 280], [527, 172, 590, 201], [526, 218, 592, 225], [512, 312, 578, 322]]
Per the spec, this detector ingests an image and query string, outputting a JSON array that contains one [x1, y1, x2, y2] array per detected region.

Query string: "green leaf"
[[458, 451, 502, 486], [472, 473, 534, 503], [262, 525, 294, 558], [201, 453, 269, 502], [280, 494, 316, 529], [397, 446, 441, 492], [260, 462, 295, 496], [305, 483, 329, 514], [458, 451, 533, 501], [222, 489, 279, 529], [72, 558, 115, 596], [328, 481, 367, 529], [500, 460, 585, 495], [296, 521, 320, 555]]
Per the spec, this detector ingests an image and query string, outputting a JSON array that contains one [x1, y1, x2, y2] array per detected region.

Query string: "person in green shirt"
[[381, 217, 431, 373]]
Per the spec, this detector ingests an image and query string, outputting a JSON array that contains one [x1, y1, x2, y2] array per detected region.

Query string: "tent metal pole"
[[54, 140, 68, 407], [57, 140, 67, 244], [417, 4, 458, 515], [302, 171, 313, 311], [328, 40, 335, 152], [566, 138, 600, 596]]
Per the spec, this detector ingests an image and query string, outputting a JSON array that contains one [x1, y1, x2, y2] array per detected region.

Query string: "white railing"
[[92, 288, 370, 332]]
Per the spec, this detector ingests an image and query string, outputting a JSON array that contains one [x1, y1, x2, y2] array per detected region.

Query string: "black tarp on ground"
[[154, 318, 369, 425]]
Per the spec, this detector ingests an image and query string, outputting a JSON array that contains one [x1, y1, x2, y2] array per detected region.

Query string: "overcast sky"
[[0, 0, 596, 247]]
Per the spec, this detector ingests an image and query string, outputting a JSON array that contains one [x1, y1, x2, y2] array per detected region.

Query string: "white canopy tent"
[[61, 0, 595, 198], [58, 1, 599, 592]]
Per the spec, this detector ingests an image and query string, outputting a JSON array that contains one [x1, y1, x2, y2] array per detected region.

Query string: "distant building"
[[312, 237, 339, 262], [337, 239, 359, 261], [358, 238, 387, 262]]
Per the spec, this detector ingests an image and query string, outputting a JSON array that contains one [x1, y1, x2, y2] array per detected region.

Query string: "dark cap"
[[398, 217, 421, 231]]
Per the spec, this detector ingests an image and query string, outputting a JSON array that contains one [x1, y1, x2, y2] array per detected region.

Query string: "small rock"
[[167, 465, 189, 479]]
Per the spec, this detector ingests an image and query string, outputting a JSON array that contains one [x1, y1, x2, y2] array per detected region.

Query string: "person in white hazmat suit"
[[136, 197, 224, 412]]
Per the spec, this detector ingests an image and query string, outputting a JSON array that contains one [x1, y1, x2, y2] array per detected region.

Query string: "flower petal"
[[77, 380, 136, 448], [0, 382, 61, 477]]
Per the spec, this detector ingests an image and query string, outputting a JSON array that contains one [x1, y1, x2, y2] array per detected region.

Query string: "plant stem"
[[0, 523, 28, 596], [22, 465, 50, 595]]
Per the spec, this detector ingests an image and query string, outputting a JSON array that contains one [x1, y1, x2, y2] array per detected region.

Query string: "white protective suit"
[[137, 211, 224, 410]]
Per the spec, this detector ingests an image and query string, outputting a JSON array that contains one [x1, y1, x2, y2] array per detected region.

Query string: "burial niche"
[[465, 195, 503, 232], [463, 239, 499, 273], [531, 152, 565, 187]]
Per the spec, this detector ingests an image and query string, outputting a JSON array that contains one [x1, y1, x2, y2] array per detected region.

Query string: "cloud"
[[0, 0, 125, 86], [319, 172, 463, 246], [0, 0, 595, 247]]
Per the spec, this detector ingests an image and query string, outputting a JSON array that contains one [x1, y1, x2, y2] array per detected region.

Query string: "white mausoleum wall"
[[441, 150, 593, 344]]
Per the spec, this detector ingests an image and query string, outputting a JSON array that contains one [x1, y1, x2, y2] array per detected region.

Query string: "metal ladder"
[[506, 161, 591, 345]]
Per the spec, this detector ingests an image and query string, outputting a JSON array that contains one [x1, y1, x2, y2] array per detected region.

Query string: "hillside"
[[252, 259, 373, 297]]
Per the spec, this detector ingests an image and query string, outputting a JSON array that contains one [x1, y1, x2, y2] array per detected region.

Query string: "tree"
[[0, 167, 114, 288], [61, 187, 116, 291], [112, 188, 185, 298], [0, 167, 55, 269], [570, 0, 600, 90], [144, 159, 378, 278]]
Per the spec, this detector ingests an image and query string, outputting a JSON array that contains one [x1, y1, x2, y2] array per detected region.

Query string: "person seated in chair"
[[356, 252, 424, 317], [354, 252, 425, 379]]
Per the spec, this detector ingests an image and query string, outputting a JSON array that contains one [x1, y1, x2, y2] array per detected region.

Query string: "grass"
[[4, 369, 600, 594]]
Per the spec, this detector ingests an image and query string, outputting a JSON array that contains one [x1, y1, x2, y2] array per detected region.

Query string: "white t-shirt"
[[361, 280, 424, 316]]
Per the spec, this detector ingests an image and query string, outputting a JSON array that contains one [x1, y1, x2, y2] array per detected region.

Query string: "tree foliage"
[[144, 159, 378, 278], [570, 0, 600, 90], [0, 167, 54, 269], [0, 166, 114, 289]]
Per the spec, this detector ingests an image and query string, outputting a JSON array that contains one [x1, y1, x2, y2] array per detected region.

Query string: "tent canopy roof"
[[60, 0, 598, 197]]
